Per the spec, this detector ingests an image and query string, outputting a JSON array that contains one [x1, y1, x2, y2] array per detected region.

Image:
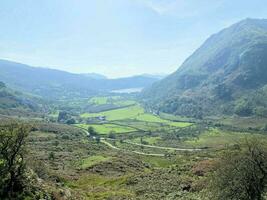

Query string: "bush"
[[255, 106, 267, 117], [108, 131, 116, 139], [234, 100, 253, 116], [206, 138, 267, 200]]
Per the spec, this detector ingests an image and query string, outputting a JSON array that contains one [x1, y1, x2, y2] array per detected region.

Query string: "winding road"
[[100, 139, 165, 157], [123, 140, 203, 152], [75, 126, 203, 157]]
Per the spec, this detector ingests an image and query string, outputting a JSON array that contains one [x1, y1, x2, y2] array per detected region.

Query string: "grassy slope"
[[184, 128, 266, 148]]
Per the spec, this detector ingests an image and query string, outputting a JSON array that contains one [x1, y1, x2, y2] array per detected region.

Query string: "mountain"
[[0, 81, 42, 116], [0, 60, 160, 99], [142, 18, 267, 118], [81, 73, 107, 79], [141, 73, 168, 80]]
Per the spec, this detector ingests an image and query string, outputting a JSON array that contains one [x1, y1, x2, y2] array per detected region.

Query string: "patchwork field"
[[80, 100, 192, 132], [81, 104, 144, 120], [75, 123, 138, 134], [133, 113, 192, 127], [89, 96, 136, 107]]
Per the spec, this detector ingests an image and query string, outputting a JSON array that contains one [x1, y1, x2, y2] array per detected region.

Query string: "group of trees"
[[159, 97, 204, 119], [234, 87, 267, 117], [57, 111, 76, 125]]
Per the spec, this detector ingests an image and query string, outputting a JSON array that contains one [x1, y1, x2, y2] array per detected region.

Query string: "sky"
[[0, 0, 267, 78]]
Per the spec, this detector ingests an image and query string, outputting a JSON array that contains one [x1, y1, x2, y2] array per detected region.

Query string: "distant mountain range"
[[81, 73, 107, 80], [0, 59, 162, 99], [143, 18, 267, 118]]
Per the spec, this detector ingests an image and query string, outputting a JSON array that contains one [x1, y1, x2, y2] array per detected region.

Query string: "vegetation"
[[1, 18, 267, 200], [0, 122, 31, 199], [207, 139, 267, 200], [76, 123, 137, 135], [142, 19, 267, 118], [79, 155, 111, 169], [81, 105, 144, 121]]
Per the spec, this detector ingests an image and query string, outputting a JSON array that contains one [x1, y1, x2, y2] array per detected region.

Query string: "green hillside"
[[142, 18, 267, 118], [0, 81, 42, 116]]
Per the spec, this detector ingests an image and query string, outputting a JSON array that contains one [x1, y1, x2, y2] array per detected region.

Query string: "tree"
[[234, 100, 253, 116], [214, 84, 232, 100], [255, 106, 267, 118], [207, 138, 267, 200], [48, 152, 55, 161], [88, 126, 98, 136], [108, 131, 116, 139], [0, 122, 31, 199], [95, 136, 101, 144], [66, 118, 76, 125], [57, 111, 69, 123]]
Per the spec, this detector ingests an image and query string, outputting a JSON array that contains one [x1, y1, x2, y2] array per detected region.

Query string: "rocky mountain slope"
[[142, 18, 267, 118]]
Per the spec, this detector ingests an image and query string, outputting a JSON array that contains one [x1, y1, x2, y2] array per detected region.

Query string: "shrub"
[[206, 138, 267, 200]]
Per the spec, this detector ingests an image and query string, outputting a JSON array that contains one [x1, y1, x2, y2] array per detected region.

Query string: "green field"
[[81, 105, 144, 121], [81, 104, 192, 129], [116, 100, 136, 106], [88, 96, 135, 107], [131, 136, 161, 145], [134, 113, 192, 127], [89, 96, 111, 105], [75, 123, 137, 134]]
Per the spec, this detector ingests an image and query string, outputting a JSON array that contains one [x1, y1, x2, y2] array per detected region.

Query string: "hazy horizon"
[[1, 0, 267, 78]]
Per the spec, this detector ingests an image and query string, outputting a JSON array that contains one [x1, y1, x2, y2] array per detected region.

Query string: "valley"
[[2, 93, 266, 199], [1, 17, 267, 200]]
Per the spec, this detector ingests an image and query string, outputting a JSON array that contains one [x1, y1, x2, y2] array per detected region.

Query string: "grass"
[[142, 156, 175, 168], [134, 113, 193, 127], [81, 104, 192, 128], [88, 96, 135, 107], [66, 174, 133, 200], [80, 156, 111, 169], [219, 116, 267, 129], [89, 96, 111, 105], [184, 128, 267, 149], [75, 123, 137, 134], [159, 112, 195, 122], [115, 100, 136, 106], [132, 136, 161, 145], [48, 111, 59, 118], [81, 105, 144, 121], [29, 131, 57, 139]]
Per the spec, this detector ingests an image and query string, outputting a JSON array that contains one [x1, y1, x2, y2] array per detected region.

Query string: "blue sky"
[[0, 0, 267, 78]]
